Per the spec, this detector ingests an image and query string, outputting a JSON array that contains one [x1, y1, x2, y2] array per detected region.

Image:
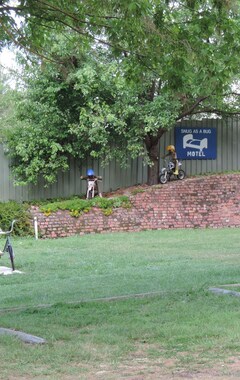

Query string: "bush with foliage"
[[0, 201, 33, 236], [40, 196, 131, 217]]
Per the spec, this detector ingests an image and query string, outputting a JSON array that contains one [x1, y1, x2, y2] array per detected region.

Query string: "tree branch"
[[189, 108, 240, 116], [0, 20, 62, 64], [177, 96, 210, 120], [37, 0, 110, 29], [223, 92, 240, 97]]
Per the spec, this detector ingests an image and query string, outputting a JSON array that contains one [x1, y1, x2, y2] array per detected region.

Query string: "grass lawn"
[[0, 228, 240, 379]]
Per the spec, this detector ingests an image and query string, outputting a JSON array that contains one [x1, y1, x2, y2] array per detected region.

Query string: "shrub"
[[102, 208, 113, 216], [0, 201, 33, 236], [40, 196, 131, 216]]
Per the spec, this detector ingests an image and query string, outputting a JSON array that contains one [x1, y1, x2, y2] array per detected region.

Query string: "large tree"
[[6, 48, 180, 184], [0, 67, 20, 140], [1, 0, 240, 185]]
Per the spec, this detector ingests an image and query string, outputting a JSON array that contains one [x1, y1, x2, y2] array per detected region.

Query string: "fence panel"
[[0, 118, 240, 202]]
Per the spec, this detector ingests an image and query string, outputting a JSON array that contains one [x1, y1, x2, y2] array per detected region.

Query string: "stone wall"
[[30, 174, 240, 238]]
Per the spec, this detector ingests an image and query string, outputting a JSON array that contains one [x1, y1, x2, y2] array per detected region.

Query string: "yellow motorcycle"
[[159, 159, 185, 184]]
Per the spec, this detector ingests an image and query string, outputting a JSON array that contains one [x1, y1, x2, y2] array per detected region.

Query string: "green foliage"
[[102, 207, 113, 216], [0, 201, 33, 236], [40, 195, 131, 216], [1, 0, 240, 185], [0, 69, 21, 141], [131, 188, 145, 195]]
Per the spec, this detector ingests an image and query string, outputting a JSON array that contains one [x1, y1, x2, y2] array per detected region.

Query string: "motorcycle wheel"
[[86, 189, 93, 199], [177, 169, 185, 180], [159, 173, 168, 184]]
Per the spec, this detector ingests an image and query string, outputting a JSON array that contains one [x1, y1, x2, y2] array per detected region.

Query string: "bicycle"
[[0, 220, 17, 271]]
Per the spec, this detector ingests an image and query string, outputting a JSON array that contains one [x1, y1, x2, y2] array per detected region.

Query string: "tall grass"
[[0, 228, 240, 378]]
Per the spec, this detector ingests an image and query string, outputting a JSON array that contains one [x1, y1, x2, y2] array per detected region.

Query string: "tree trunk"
[[145, 129, 166, 185], [147, 143, 160, 185]]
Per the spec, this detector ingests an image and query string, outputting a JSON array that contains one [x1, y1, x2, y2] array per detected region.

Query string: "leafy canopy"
[[1, 0, 240, 185]]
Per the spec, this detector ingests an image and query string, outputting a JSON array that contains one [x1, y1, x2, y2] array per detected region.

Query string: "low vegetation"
[[0, 201, 33, 236], [0, 195, 131, 237], [39, 195, 131, 217]]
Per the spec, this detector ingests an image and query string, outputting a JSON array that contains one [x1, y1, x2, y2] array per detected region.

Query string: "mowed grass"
[[0, 228, 240, 379]]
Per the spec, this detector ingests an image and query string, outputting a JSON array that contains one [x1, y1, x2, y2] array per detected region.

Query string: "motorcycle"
[[86, 177, 103, 199], [159, 159, 185, 184]]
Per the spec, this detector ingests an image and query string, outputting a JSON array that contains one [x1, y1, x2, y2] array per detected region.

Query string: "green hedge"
[[0, 201, 33, 236]]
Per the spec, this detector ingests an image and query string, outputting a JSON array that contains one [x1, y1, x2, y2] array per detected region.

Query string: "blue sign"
[[175, 126, 217, 159]]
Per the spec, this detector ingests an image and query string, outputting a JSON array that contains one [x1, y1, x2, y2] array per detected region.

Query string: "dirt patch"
[[5, 354, 240, 379], [70, 359, 240, 379], [57, 344, 240, 380], [85, 355, 240, 380]]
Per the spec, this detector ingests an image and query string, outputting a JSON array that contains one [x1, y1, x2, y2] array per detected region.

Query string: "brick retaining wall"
[[30, 174, 240, 238]]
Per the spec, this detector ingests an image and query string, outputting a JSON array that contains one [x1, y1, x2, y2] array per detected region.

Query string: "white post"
[[34, 217, 38, 240]]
